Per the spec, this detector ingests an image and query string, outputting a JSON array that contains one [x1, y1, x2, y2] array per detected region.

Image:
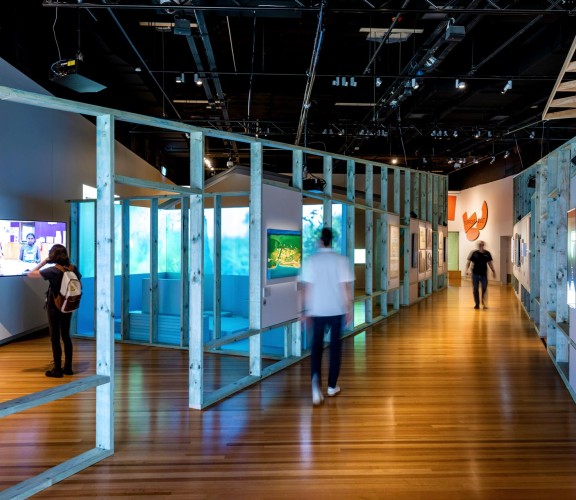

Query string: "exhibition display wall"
[[513, 137, 576, 402], [0, 79, 448, 497]]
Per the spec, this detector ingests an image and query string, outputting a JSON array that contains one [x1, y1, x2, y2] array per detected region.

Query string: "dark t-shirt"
[[468, 250, 493, 276], [40, 264, 82, 302]]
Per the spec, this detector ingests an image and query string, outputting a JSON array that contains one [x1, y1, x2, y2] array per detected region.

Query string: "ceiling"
[[2, 1, 576, 189]]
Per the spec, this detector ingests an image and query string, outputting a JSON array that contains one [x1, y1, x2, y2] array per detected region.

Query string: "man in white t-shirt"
[[301, 227, 353, 406]]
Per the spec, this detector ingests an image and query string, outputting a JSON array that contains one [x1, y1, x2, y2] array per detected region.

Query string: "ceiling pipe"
[[295, 0, 326, 146]]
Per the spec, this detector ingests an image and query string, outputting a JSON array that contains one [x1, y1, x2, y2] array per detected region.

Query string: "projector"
[[50, 58, 106, 93], [445, 25, 465, 42]]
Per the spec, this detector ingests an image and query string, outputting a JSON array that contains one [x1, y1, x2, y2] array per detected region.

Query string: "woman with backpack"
[[27, 244, 81, 378]]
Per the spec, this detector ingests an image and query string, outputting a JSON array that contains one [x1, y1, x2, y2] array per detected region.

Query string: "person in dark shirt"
[[27, 244, 81, 378], [466, 240, 496, 309]]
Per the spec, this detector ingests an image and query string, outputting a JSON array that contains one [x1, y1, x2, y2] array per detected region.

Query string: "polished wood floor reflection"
[[2, 284, 576, 499]]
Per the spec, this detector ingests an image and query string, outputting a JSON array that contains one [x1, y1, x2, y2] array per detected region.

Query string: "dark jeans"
[[472, 273, 488, 308], [310, 314, 343, 389], [46, 301, 73, 370]]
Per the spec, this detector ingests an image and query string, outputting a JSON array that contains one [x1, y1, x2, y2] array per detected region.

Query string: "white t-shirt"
[[301, 248, 353, 317]]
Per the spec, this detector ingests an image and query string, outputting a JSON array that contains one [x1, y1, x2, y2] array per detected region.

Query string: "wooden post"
[[189, 131, 204, 409], [180, 196, 190, 347], [365, 164, 373, 323], [95, 114, 115, 452], [323, 156, 333, 227], [249, 141, 263, 377], [149, 198, 159, 344]]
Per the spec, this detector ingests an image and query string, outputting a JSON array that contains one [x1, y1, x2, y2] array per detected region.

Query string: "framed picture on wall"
[[419, 250, 426, 273], [389, 225, 400, 279], [411, 233, 417, 268], [568, 209, 576, 309], [426, 250, 432, 271], [419, 226, 426, 250], [426, 227, 432, 249]]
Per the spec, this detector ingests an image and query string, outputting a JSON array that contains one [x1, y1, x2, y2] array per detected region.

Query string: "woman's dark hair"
[[320, 227, 333, 247], [47, 244, 70, 266]]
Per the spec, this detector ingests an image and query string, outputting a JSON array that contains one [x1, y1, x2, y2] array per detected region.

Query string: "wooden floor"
[[2, 284, 576, 499]]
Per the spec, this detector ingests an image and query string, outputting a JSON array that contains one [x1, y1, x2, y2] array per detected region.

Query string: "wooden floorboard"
[[2, 284, 576, 499]]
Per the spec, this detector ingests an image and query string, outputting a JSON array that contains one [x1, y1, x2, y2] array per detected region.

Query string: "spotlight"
[[443, 130, 448, 137], [375, 77, 382, 87], [455, 79, 466, 89], [490, 156, 496, 164], [391, 158, 398, 164], [501, 80, 512, 94], [424, 56, 437, 68], [341, 76, 349, 87], [412, 78, 419, 89], [474, 130, 481, 138], [332, 76, 340, 86], [226, 156, 234, 168], [431, 130, 437, 137], [194, 73, 202, 86], [175, 72, 185, 83], [350, 77, 357, 87], [448, 158, 454, 164], [160, 165, 167, 176], [453, 130, 458, 138], [473, 157, 478, 164], [504, 150, 510, 159], [454, 162, 462, 169], [529, 131, 536, 139], [487, 131, 492, 138]]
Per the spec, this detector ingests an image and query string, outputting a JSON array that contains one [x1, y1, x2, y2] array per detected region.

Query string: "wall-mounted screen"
[[267, 229, 302, 280], [568, 209, 576, 309], [0, 220, 67, 277]]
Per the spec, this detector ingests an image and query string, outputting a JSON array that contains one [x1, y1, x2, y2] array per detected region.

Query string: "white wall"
[[0, 58, 174, 343], [447, 176, 514, 282]]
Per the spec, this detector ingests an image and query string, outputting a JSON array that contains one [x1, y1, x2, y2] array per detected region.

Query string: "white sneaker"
[[327, 386, 341, 397], [312, 376, 324, 406]]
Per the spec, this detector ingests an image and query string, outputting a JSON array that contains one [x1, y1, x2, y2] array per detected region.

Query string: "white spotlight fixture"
[[501, 80, 512, 94], [175, 72, 185, 83], [412, 78, 419, 89], [473, 157, 478, 164], [490, 156, 496, 164], [375, 77, 382, 87], [194, 73, 202, 86], [160, 165, 167, 176], [474, 130, 481, 139], [529, 131, 535, 139], [350, 76, 357, 87], [455, 79, 466, 89], [504, 150, 510, 159], [453, 130, 458, 138], [332, 76, 340, 86], [341, 76, 349, 87], [391, 157, 398, 164], [226, 156, 234, 168]]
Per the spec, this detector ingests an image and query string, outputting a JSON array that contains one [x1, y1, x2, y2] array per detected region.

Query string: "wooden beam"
[[558, 80, 576, 92], [542, 34, 576, 119], [549, 95, 576, 107], [0, 375, 109, 418], [544, 109, 576, 120]]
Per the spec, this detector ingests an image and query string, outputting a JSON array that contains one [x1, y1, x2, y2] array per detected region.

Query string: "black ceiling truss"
[[0, 1, 568, 188]]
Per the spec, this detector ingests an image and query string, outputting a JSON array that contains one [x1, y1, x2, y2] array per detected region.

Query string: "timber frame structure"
[[0, 85, 447, 499]]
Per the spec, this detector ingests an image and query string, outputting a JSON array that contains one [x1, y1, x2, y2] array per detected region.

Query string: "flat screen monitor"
[[0, 220, 67, 277], [267, 229, 302, 280]]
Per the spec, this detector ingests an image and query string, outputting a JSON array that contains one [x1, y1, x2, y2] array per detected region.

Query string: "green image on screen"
[[267, 229, 302, 279]]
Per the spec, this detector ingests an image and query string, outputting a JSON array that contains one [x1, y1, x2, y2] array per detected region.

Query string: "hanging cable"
[[226, 16, 237, 73]]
